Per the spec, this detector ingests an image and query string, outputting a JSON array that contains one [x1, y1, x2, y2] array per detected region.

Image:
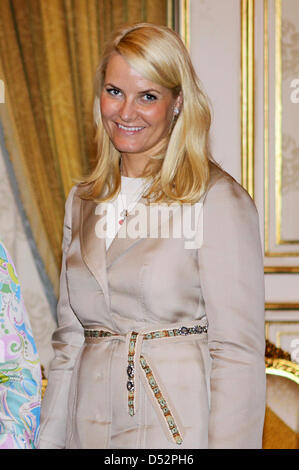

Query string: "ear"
[[175, 91, 183, 112]]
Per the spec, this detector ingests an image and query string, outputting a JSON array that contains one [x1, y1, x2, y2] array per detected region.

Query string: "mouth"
[[116, 123, 145, 134]]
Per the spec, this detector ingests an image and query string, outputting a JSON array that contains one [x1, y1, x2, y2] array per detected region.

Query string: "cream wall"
[[190, 0, 241, 180]]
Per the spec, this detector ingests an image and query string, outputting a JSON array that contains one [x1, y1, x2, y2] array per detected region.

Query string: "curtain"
[[0, 0, 168, 296]]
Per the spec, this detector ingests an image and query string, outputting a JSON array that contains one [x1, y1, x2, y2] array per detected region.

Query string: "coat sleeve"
[[39, 186, 84, 449], [198, 175, 266, 449]]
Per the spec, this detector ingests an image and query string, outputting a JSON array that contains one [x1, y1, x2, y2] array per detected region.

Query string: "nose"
[[119, 98, 137, 122]]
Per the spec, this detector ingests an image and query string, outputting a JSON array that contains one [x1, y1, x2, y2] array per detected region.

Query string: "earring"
[[174, 107, 180, 115]]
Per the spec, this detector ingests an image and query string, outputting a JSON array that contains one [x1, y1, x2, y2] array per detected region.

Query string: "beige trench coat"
[[39, 163, 266, 449]]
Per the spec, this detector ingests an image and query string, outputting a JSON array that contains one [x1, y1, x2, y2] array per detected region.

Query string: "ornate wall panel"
[[264, 0, 299, 268], [264, 0, 299, 360], [242, 0, 299, 361]]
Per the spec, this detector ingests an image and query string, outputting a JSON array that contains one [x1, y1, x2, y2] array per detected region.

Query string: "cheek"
[[100, 95, 118, 122], [143, 103, 174, 128]]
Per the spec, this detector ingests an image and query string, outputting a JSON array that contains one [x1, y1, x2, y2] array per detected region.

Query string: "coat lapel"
[[80, 198, 110, 310]]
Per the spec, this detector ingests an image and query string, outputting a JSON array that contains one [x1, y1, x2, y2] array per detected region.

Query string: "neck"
[[120, 154, 150, 178]]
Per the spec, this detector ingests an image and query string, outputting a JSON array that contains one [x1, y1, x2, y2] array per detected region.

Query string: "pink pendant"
[[119, 219, 124, 225]]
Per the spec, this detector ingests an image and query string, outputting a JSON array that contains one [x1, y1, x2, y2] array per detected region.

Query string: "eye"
[[142, 93, 157, 102], [106, 87, 121, 97]]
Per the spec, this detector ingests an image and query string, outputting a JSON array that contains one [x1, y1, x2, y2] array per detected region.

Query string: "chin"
[[113, 142, 145, 155]]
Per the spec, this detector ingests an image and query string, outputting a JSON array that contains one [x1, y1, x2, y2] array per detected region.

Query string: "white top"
[[105, 176, 147, 250]]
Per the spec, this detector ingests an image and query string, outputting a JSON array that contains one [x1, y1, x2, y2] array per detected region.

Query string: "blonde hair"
[[79, 22, 217, 204]]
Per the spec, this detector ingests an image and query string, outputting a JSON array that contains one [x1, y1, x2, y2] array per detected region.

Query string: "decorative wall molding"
[[241, 0, 255, 198], [265, 303, 299, 310], [168, 0, 190, 48]]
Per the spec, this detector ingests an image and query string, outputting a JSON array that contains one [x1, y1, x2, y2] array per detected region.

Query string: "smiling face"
[[100, 53, 181, 160]]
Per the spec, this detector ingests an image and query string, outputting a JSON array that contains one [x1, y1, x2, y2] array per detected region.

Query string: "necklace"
[[118, 157, 153, 225], [118, 179, 150, 225]]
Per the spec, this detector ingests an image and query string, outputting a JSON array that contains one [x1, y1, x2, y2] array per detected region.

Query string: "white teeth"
[[118, 124, 144, 131]]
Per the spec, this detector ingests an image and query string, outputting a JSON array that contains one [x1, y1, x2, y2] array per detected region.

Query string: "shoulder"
[[204, 161, 258, 217], [63, 184, 80, 227], [65, 184, 79, 210], [200, 163, 263, 253]]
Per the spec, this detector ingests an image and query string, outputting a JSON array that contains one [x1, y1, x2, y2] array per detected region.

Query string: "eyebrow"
[[141, 89, 162, 95], [104, 82, 162, 95]]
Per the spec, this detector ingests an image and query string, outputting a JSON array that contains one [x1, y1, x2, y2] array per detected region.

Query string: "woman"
[[0, 241, 41, 448], [39, 23, 266, 449]]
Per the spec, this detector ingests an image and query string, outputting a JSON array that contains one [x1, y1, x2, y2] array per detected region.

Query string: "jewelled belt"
[[84, 320, 208, 446]]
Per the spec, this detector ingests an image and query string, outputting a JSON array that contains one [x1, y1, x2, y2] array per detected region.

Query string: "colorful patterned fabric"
[[0, 241, 41, 448]]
